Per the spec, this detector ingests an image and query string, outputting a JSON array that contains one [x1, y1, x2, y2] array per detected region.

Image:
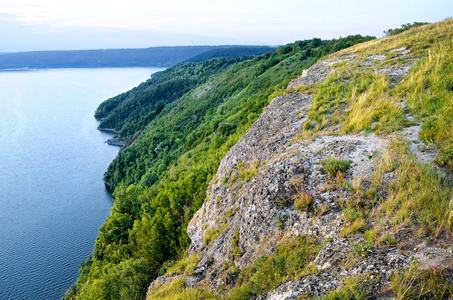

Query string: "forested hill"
[[95, 57, 249, 139], [184, 46, 275, 63], [0, 46, 273, 69], [64, 34, 374, 299]]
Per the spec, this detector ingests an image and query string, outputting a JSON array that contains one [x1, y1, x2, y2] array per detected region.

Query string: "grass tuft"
[[203, 228, 220, 245], [146, 277, 217, 300], [294, 190, 315, 212], [391, 261, 453, 300], [227, 236, 321, 299], [321, 157, 352, 177], [373, 141, 453, 237]]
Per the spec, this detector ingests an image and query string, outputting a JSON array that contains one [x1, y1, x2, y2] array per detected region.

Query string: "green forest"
[[64, 35, 375, 299]]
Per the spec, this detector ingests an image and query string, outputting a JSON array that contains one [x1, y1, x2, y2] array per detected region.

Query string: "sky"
[[0, 0, 451, 52]]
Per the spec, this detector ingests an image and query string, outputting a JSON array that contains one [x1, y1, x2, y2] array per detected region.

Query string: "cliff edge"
[[147, 20, 453, 299]]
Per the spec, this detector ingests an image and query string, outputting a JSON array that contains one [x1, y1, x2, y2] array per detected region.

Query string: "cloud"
[[0, 0, 451, 51]]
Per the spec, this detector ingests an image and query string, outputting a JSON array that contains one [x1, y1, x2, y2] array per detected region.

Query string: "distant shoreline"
[[97, 127, 119, 134], [0, 66, 164, 71], [0, 45, 274, 71]]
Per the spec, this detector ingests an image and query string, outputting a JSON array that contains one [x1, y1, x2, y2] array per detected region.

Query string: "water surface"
[[0, 68, 163, 299]]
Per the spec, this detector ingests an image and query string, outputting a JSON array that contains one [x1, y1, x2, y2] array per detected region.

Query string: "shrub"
[[341, 219, 366, 236], [351, 241, 373, 258], [321, 157, 352, 177], [294, 190, 314, 212], [384, 22, 429, 36], [203, 228, 219, 245], [277, 219, 285, 230]]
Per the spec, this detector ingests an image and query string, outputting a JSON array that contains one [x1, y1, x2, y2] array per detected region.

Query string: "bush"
[[384, 22, 429, 36], [294, 190, 314, 212], [321, 157, 352, 177], [350, 241, 373, 258], [203, 228, 219, 245]]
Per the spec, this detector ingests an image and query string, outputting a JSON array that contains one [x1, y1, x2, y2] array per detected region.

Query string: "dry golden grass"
[[372, 141, 453, 237], [146, 277, 217, 300]]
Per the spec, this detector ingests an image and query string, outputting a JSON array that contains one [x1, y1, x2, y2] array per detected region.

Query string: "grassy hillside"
[[146, 19, 453, 300], [300, 19, 453, 169], [64, 35, 374, 299]]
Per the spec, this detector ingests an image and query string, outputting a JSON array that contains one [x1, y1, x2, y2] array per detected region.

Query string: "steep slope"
[[65, 36, 374, 299], [95, 57, 246, 140], [147, 19, 453, 299]]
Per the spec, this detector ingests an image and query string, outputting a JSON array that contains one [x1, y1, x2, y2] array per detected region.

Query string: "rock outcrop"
[[148, 32, 453, 299]]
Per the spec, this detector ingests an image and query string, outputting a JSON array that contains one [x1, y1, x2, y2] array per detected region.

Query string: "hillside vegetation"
[[184, 46, 275, 63], [64, 35, 374, 299], [145, 19, 453, 300]]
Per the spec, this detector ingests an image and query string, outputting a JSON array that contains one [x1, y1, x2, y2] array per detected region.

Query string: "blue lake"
[[0, 68, 163, 299]]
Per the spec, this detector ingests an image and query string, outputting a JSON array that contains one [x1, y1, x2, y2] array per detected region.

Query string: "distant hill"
[[0, 46, 274, 69], [184, 46, 275, 63]]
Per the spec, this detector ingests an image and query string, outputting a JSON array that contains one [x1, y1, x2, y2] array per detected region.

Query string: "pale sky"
[[0, 0, 451, 52]]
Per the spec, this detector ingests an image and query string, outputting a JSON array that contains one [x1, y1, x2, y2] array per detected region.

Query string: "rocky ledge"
[[105, 137, 126, 147]]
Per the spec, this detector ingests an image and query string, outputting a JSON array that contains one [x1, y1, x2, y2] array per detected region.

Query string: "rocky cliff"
[[147, 20, 453, 299]]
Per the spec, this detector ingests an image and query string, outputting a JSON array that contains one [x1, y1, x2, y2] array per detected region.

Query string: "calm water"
[[0, 68, 163, 299]]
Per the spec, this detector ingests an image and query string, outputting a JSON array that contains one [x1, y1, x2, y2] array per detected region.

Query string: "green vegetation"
[[238, 162, 260, 183], [185, 46, 274, 63], [203, 228, 220, 245], [372, 141, 453, 237], [95, 57, 245, 140], [139, 20, 453, 299], [65, 35, 375, 299], [384, 22, 429, 36], [297, 20, 453, 172], [298, 63, 408, 138], [350, 241, 373, 258], [142, 236, 320, 300], [66, 19, 453, 300], [230, 227, 245, 260], [294, 190, 314, 212], [402, 35, 453, 169], [322, 275, 373, 299], [391, 262, 453, 299], [341, 219, 366, 236], [146, 277, 217, 300], [159, 252, 199, 277], [321, 157, 352, 177], [226, 236, 320, 299]]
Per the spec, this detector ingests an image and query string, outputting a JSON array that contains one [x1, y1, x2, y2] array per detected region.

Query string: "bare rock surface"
[[414, 245, 453, 270], [287, 60, 341, 90], [192, 82, 214, 98], [105, 137, 126, 147], [377, 66, 411, 78]]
